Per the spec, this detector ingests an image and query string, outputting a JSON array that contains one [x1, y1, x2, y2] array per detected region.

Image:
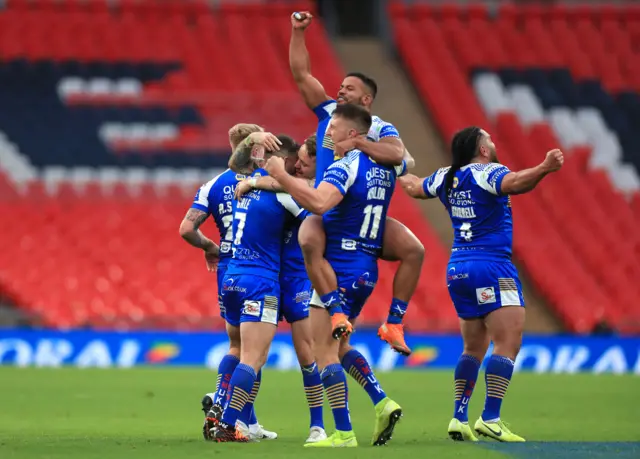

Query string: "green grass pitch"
[[0, 367, 638, 459]]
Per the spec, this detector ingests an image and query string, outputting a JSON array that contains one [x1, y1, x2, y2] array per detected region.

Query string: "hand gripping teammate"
[[266, 104, 406, 447], [182, 124, 280, 441], [234, 134, 328, 444]]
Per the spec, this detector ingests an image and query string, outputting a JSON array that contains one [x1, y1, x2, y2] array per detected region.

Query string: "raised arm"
[[290, 12, 331, 110], [500, 149, 564, 195]]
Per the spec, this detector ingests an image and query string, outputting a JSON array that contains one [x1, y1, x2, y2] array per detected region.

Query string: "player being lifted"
[[234, 134, 327, 444], [212, 135, 307, 442], [235, 11, 420, 440], [287, 12, 423, 354], [180, 123, 280, 442], [265, 104, 406, 448], [400, 127, 564, 443]]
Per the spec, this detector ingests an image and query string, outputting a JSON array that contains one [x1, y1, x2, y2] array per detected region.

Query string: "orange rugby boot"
[[331, 313, 353, 339], [378, 323, 412, 356]]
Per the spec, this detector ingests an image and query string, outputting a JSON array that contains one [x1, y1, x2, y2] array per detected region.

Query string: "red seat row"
[[0, 186, 457, 332]]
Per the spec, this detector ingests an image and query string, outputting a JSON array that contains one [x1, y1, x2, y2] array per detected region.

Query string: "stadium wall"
[[1, 329, 639, 374]]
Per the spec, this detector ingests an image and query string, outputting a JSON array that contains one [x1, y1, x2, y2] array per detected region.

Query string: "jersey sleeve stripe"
[[191, 203, 209, 213], [312, 100, 337, 121]]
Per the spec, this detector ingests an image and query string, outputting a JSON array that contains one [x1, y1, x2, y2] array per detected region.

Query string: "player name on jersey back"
[[423, 163, 513, 262], [191, 168, 245, 266], [226, 169, 307, 281]]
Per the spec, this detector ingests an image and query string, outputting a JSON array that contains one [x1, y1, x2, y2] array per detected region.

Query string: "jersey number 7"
[[233, 212, 247, 245]]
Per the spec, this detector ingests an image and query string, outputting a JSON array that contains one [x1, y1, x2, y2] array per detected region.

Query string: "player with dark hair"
[[287, 14, 422, 360], [285, 12, 420, 444], [265, 103, 406, 447], [399, 126, 564, 443], [236, 12, 422, 354]]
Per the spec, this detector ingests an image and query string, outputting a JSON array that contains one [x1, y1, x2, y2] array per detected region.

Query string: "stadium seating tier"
[[0, 0, 456, 332]]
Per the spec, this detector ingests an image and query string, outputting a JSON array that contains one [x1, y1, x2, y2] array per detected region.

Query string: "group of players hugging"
[[179, 12, 564, 447]]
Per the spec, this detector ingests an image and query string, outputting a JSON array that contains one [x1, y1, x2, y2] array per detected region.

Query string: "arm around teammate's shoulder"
[[354, 137, 405, 166], [500, 149, 564, 195], [289, 13, 331, 110], [265, 155, 343, 214]]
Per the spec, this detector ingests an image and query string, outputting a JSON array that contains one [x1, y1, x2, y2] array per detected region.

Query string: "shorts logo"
[[242, 301, 261, 317], [352, 272, 376, 290], [294, 290, 311, 304], [448, 267, 469, 281], [223, 278, 235, 291], [476, 287, 496, 305]]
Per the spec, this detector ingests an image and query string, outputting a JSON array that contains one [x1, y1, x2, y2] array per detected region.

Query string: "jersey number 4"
[[360, 205, 383, 239], [460, 222, 473, 242]]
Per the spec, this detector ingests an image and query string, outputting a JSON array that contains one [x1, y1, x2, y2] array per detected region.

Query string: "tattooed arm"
[[179, 208, 217, 251]]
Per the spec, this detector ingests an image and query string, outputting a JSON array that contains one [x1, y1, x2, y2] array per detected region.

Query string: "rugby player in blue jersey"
[[400, 127, 564, 443], [265, 104, 406, 448], [210, 135, 309, 442], [180, 123, 280, 441], [287, 11, 423, 358], [234, 134, 327, 443]]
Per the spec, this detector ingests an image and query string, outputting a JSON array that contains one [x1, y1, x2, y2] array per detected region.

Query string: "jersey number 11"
[[360, 205, 383, 239]]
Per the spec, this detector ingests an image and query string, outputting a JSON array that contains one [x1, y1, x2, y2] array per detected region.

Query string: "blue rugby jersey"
[[320, 149, 406, 270], [423, 163, 513, 262], [312, 100, 400, 185], [226, 168, 308, 281], [191, 168, 246, 269], [280, 221, 306, 278]]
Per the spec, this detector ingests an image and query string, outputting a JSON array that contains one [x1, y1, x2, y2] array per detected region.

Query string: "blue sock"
[[341, 349, 386, 405], [221, 363, 256, 428], [301, 362, 324, 429], [239, 369, 261, 426], [320, 290, 343, 316], [387, 298, 408, 324], [214, 354, 240, 406], [453, 354, 481, 422], [321, 363, 352, 432], [482, 355, 515, 421]]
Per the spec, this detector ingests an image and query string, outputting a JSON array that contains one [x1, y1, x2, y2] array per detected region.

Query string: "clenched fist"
[[542, 148, 564, 173], [265, 155, 286, 179], [291, 11, 313, 30]]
